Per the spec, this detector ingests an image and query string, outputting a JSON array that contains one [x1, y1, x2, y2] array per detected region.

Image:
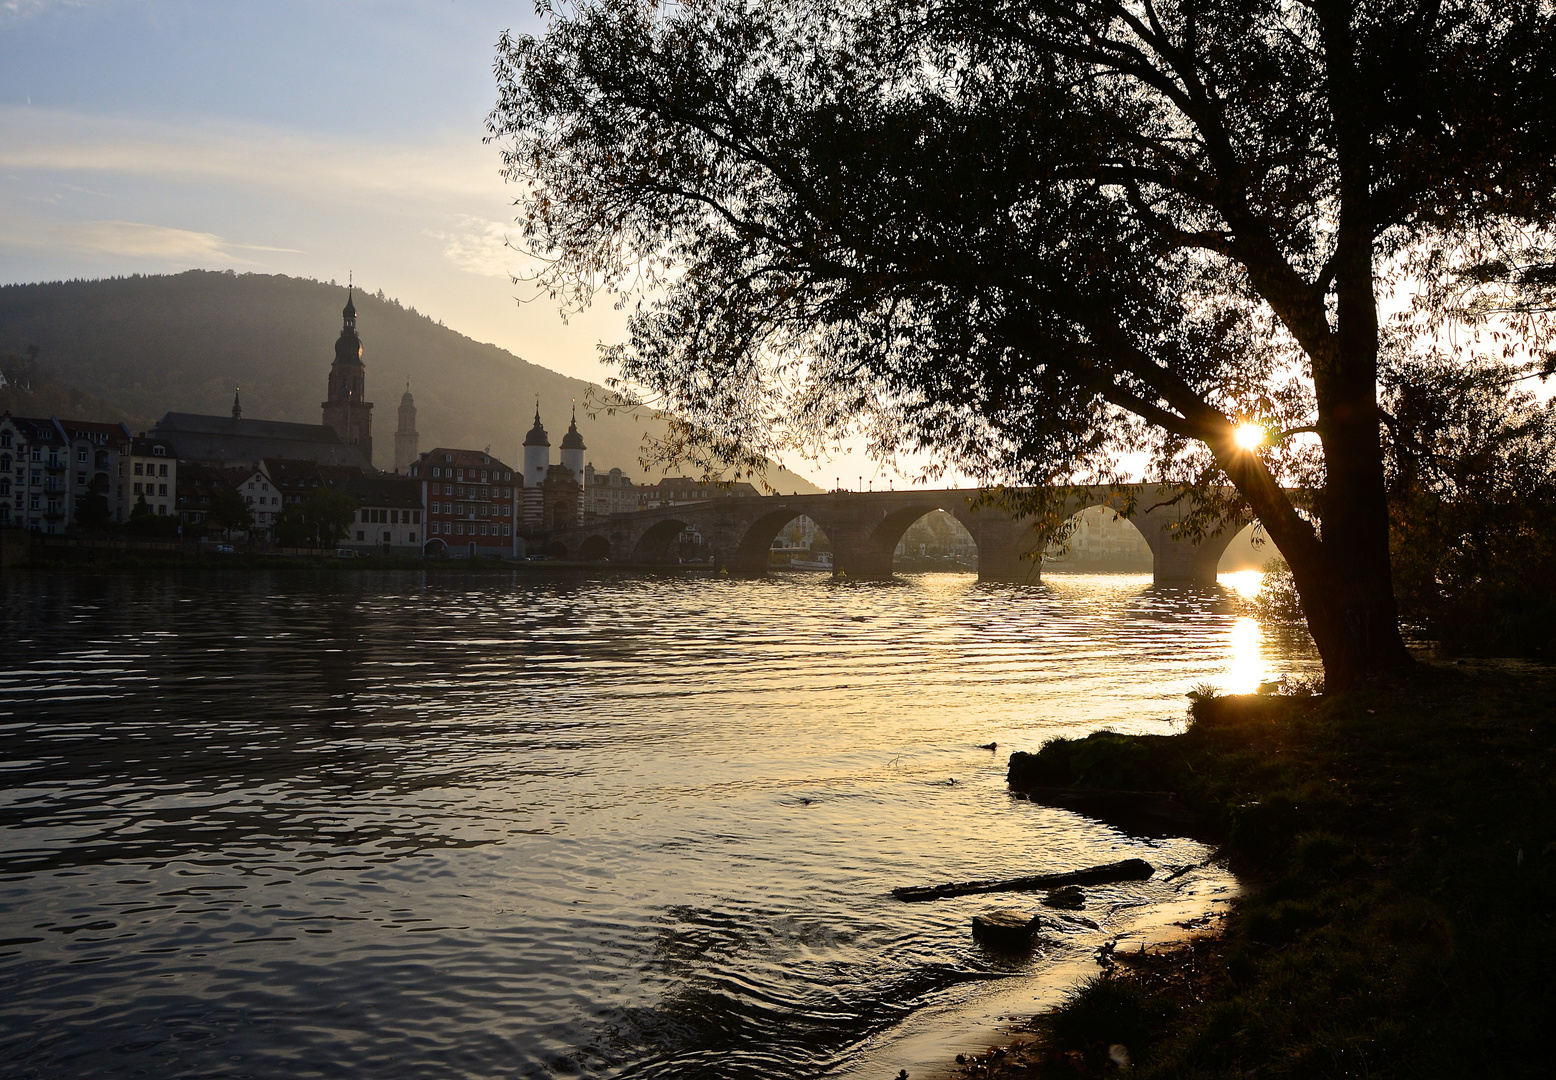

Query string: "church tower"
[[522, 405, 550, 529], [394, 383, 419, 474], [559, 407, 587, 524], [560, 407, 586, 478], [322, 290, 374, 467]]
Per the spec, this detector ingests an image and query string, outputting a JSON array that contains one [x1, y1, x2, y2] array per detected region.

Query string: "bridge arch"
[[725, 508, 838, 574], [1217, 521, 1275, 572], [631, 517, 694, 564], [1043, 504, 1153, 573], [579, 534, 612, 561], [849, 504, 978, 579]]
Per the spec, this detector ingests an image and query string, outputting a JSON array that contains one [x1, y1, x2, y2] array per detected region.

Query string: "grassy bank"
[[974, 663, 1554, 1079]]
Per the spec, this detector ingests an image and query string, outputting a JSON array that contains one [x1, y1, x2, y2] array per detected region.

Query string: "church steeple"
[[394, 381, 419, 474], [231, 387, 242, 419], [322, 286, 374, 467]]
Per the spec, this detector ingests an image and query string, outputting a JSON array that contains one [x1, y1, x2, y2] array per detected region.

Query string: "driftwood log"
[[893, 857, 1154, 902]]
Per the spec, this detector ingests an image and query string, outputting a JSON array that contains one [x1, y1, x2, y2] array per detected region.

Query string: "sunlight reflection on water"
[[0, 568, 1314, 1080]]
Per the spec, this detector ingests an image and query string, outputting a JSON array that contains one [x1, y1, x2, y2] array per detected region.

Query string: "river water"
[[0, 569, 1317, 1079]]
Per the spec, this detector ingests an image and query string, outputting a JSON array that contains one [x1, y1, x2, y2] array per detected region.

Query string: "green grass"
[[1006, 665, 1556, 1078]]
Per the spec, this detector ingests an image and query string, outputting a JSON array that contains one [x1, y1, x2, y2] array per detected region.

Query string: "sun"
[[1233, 422, 1265, 451]]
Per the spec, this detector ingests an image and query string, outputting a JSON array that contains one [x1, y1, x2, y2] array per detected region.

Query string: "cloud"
[[1, 0, 87, 21], [1, 218, 302, 263], [432, 216, 525, 278], [0, 105, 504, 206]]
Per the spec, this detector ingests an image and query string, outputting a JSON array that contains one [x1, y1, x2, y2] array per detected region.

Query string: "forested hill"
[[0, 270, 821, 490]]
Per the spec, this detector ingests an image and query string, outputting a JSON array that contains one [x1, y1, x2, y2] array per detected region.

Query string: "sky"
[[0, 2, 632, 392], [0, 0, 933, 486]]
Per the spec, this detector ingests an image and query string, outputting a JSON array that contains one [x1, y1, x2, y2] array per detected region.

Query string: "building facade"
[[61, 419, 131, 523], [411, 448, 519, 556], [637, 476, 761, 508], [176, 462, 240, 528], [123, 436, 178, 520], [0, 414, 69, 532], [225, 464, 282, 532], [321, 291, 374, 467], [583, 465, 641, 518], [338, 474, 424, 556]]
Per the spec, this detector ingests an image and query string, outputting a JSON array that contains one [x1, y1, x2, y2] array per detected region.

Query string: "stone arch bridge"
[[537, 486, 1252, 584]]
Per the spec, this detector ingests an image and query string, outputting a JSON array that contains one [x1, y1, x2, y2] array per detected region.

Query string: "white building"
[[224, 464, 281, 533]]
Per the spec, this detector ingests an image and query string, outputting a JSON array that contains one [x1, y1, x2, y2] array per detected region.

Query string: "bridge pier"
[[1130, 497, 1244, 585], [958, 514, 1043, 583]]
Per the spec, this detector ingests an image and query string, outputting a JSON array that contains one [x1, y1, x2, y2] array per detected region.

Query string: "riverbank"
[[5, 544, 717, 575], [961, 661, 1554, 1078]]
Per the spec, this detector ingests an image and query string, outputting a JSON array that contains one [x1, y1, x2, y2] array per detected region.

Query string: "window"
[[153, 446, 165, 456], [357, 530, 365, 541], [455, 522, 464, 535], [77, 448, 87, 463], [443, 453, 451, 462], [133, 482, 143, 495], [77, 472, 86, 485], [159, 464, 168, 477], [433, 467, 441, 477], [502, 525, 511, 537], [0, 433, 9, 448], [31, 447, 41, 461], [157, 504, 166, 515], [409, 532, 415, 542], [135, 463, 144, 476], [504, 471, 512, 480], [0, 456, 8, 471], [0, 480, 8, 496], [30, 494, 39, 510], [480, 524, 488, 536]]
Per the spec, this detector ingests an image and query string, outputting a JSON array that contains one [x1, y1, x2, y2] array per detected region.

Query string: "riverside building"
[[410, 448, 518, 557]]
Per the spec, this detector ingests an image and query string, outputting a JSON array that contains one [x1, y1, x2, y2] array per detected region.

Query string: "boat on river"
[[787, 552, 834, 571]]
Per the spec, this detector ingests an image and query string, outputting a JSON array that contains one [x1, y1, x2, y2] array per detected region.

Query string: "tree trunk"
[[1275, 1, 1414, 690], [1217, 389, 1414, 691]]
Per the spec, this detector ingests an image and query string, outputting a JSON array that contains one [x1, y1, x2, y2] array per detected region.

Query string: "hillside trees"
[[489, 0, 1556, 688]]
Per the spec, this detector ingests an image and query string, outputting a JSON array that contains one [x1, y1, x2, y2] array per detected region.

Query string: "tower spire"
[[232, 387, 242, 419]]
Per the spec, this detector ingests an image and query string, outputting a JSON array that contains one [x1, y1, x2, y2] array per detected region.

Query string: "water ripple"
[[0, 569, 1315, 1078]]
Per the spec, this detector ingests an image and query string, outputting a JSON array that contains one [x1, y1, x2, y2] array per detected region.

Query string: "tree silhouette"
[[490, 0, 1556, 686]]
